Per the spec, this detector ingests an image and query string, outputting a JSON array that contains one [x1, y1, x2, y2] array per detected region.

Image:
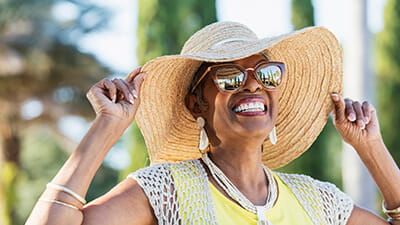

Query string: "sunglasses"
[[190, 61, 285, 93]]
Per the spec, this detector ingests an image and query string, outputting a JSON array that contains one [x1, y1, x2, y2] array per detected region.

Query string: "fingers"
[[112, 78, 135, 104], [103, 79, 117, 102], [109, 68, 146, 104], [344, 99, 357, 122], [125, 67, 143, 83], [125, 67, 147, 99], [88, 77, 136, 105], [87, 78, 117, 103], [132, 72, 147, 95], [87, 66, 147, 107], [362, 101, 371, 123], [352, 101, 366, 129], [331, 93, 346, 122], [331, 93, 376, 129]]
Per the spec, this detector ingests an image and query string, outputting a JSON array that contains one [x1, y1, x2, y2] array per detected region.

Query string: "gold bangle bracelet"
[[39, 198, 81, 210], [389, 215, 400, 221], [382, 201, 400, 214], [388, 212, 400, 218], [388, 218, 400, 223], [389, 213, 400, 220]]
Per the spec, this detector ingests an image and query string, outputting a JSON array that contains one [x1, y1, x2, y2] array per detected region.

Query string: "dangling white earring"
[[269, 126, 277, 145], [197, 117, 209, 153]]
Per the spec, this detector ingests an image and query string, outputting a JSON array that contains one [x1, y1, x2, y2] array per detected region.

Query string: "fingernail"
[[133, 93, 138, 99], [348, 113, 356, 121], [112, 95, 116, 103], [129, 94, 135, 103], [331, 93, 339, 101], [363, 117, 368, 123]]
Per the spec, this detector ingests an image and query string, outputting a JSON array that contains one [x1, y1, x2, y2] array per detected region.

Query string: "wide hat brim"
[[137, 26, 342, 169]]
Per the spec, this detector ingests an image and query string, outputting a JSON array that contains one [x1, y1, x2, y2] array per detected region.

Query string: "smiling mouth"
[[232, 101, 267, 113]]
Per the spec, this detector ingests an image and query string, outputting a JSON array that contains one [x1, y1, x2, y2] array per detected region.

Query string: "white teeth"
[[233, 102, 265, 113]]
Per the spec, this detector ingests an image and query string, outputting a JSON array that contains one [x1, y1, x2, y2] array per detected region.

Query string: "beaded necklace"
[[201, 153, 277, 225]]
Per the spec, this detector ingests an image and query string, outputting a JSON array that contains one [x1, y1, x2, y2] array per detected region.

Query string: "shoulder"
[[127, 159, 203, 184], [125, 159, 206, 224], [83, 176, 156, 225], [127, 162, 173, 183]]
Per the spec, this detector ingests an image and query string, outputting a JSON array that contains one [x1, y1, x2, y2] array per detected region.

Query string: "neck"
[[207, 139, 266, 190]]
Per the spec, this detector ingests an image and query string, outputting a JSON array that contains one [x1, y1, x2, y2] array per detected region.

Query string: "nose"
[[241, 68, 262, 92]]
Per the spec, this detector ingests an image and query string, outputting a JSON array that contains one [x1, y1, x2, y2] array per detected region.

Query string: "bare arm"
[[25, 68, 155, 225], [331, 94, 400, 225], [82, 178, 157, 225]]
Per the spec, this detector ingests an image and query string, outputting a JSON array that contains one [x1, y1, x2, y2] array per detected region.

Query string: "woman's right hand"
[[86, 67, 147, 128]]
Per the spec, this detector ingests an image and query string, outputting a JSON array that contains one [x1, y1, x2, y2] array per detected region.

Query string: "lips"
[[232, 97, 267, 116]]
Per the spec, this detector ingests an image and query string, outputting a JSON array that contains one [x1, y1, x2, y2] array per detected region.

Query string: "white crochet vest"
[[128, 159, 353, 225]]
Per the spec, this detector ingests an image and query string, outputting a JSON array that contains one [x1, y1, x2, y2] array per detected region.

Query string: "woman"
[[26, 22, 400, 225]]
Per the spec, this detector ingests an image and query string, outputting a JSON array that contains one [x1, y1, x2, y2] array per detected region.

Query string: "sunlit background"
[[1, 0, 398, 224], [52, 0, 388, 171]]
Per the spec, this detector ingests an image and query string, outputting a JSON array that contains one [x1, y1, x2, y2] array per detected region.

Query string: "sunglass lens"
[[215, 67, 244, 91], [257, 65, 282, 88]]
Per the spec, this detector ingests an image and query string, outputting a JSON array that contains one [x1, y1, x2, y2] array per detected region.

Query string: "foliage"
[[0, 162, 18, 225], [279, 0, 342, 187], [0, 0, 113, 224], [291, 0, 315, 30], [0, 0, 109, 40], [15, 130, 119, 225], [120, 123, 149, 178], [16, 132, 68, 225], [126, 0, 217, 173], [376, 0, 400, 164], [278, 119, 343, 186], [137, 0, 217, 64]]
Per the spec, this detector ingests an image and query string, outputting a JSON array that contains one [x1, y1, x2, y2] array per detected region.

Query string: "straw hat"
[[136, 21, 342, 169]]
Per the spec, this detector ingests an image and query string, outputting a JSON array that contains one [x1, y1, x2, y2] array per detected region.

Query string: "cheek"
[[268, 91, 280, 118], [205, 93, 229, 118], [202, 90, 233, 128]]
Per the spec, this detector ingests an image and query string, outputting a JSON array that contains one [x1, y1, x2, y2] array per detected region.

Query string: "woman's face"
[[193, 54, 280, 145]]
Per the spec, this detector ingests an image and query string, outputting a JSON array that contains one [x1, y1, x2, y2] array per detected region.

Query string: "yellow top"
[[209, 173, 314, 225]]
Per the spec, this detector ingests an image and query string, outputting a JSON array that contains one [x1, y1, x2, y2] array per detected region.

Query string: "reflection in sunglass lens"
[[257, 65, 282, 88], [215, 67, 244, 91]]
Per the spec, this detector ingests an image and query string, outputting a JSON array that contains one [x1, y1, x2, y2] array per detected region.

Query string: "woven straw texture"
[[136, 21, 342, 169]]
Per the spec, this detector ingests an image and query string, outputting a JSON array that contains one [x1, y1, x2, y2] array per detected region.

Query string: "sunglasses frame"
[[190, 61, 286, 93]]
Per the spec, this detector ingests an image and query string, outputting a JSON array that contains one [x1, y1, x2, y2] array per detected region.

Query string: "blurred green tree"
[[280, 0, 342, 187], [121, 0, 217, 176], [16, 129, 119, 225], [291, 0, 314, 30], [376, 0, 400, 164], [0, 0, 114, 224]]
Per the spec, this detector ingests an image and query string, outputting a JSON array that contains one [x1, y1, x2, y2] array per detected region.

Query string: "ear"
[[185, 93, 203, 118]]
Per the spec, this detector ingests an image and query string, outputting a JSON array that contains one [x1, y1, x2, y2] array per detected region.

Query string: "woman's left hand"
[[331, 93, 383, 150]]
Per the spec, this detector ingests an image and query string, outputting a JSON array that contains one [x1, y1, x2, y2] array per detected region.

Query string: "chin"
[[233, 122, 271, 139]]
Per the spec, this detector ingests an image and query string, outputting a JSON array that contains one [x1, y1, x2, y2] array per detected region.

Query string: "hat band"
[[209, 38, 252, 50]]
